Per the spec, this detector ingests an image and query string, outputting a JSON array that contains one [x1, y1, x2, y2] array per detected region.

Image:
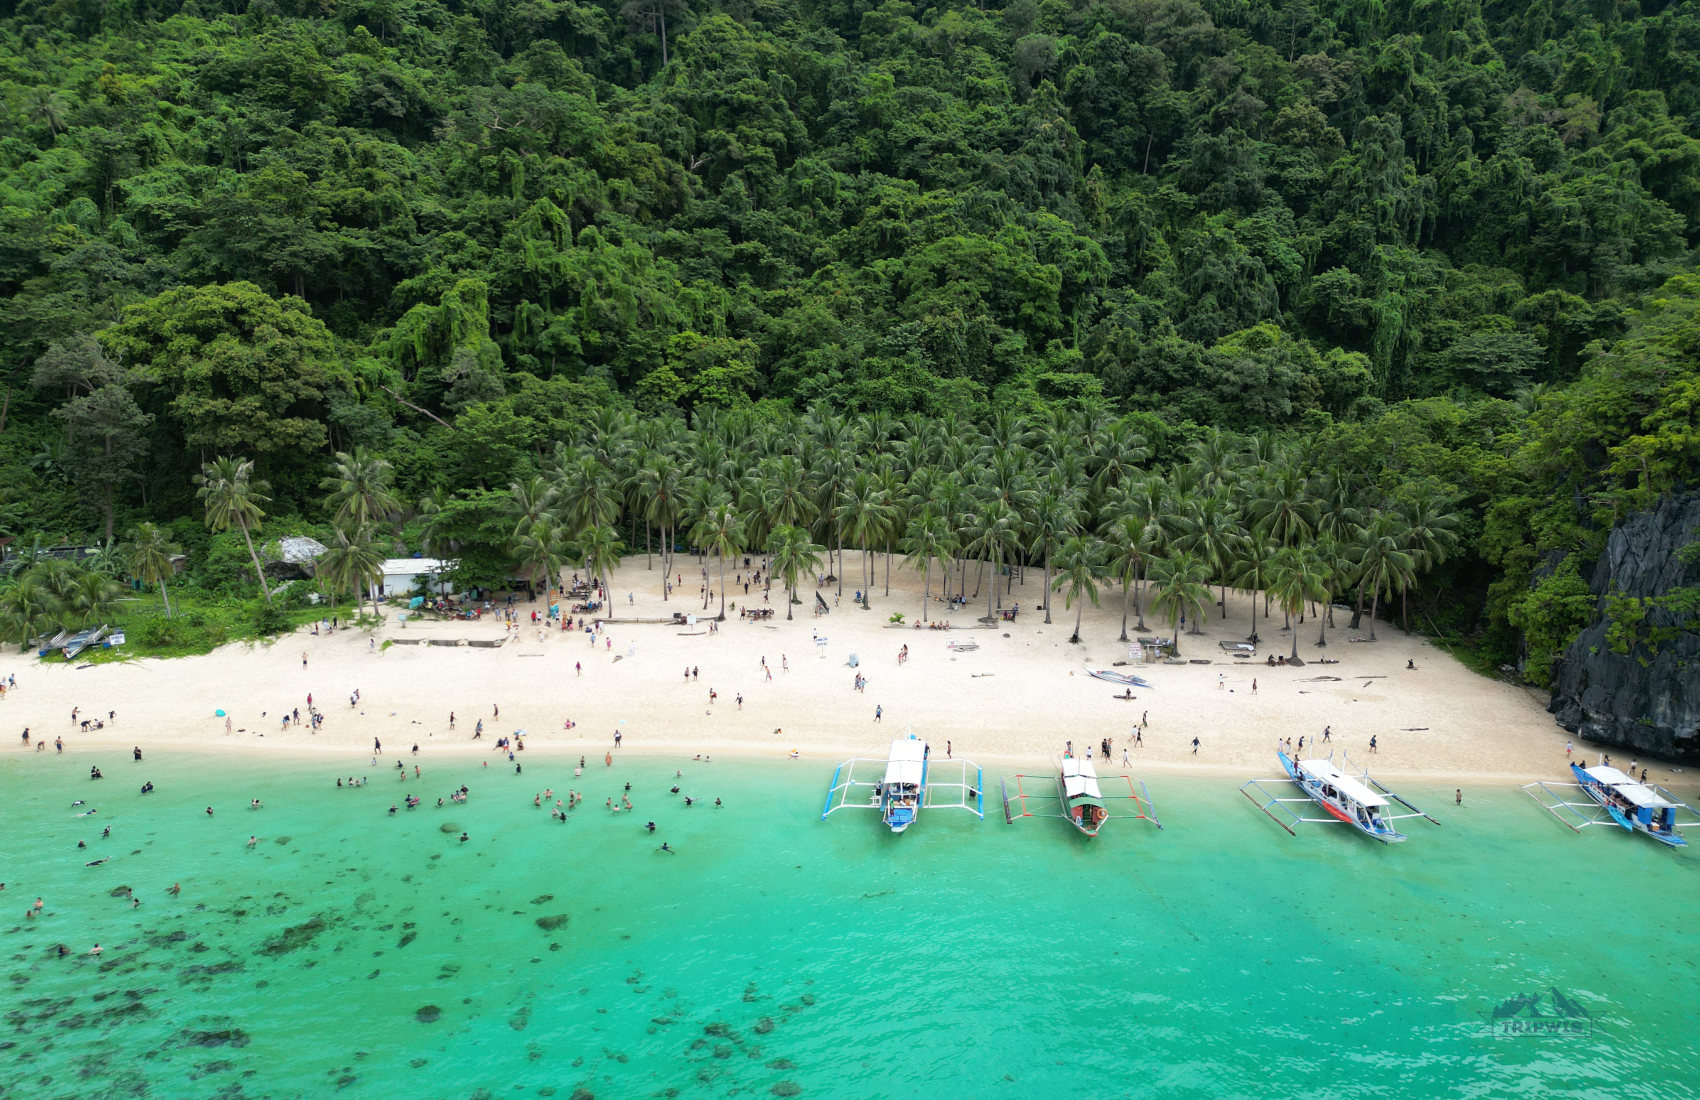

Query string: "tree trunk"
[[1219, 582, 1227, 618], [985, 551, 996, 623], [238, 519, 271, 604], [1317, 588, 1330, 647], [1368, 584, 1380, 641], [922, 560, 930, 623], [1072, 600, 1083, 644], [1118, 577, 1129, 642], [159, 577, 173, 619], [1135, 559, 1147, 631], [1043, 548, 1054, 624], [786, 583, 794, 620], [718, 549, 727, 620]]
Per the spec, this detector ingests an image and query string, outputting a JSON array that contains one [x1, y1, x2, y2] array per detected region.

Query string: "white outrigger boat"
[[1001, 753, 1161, 838], [821, 735, 983, 833], [1522, 763, 1697, 848], [1241, 751, 1438, 842]]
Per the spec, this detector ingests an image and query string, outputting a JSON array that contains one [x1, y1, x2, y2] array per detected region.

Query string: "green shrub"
[[251, 602, 292, 637]]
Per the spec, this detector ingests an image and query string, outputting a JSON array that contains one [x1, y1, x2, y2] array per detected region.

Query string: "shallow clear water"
[[2, 749, 1696, 1099]]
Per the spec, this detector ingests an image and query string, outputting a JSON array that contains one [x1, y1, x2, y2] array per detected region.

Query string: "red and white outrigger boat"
[[1241, 751, 1439, 843]]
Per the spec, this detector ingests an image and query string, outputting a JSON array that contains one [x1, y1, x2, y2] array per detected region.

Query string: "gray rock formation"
[[1548, 492, 1700, 763]]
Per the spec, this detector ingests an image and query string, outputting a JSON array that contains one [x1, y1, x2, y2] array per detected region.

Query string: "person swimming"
[[646, 821, 656, 832], [658, 843, 673, 853]]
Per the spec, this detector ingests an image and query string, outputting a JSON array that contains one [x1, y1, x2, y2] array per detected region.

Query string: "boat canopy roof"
[[1297, 758, 1387, 807], [884, 738, 926, 787], [1062, 755, 1103, 800], [1585, 766, 1673, 808]]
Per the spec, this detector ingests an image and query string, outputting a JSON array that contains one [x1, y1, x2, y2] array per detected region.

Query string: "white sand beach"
[[5, 552, 1602, 785]]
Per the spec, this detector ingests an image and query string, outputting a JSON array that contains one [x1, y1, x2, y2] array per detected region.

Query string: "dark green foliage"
[[0, 0, 1696, 676]]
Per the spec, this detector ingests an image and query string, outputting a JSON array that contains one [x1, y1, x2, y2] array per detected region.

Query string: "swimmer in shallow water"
[[658, 843, 673, 853]]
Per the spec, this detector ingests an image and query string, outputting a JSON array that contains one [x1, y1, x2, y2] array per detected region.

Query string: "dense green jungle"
[[0, 0, 1696, 685]]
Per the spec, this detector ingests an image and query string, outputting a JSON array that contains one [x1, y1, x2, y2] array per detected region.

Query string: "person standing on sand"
[[1191, 737, 1199, 754], [874, 705, 882, 723], [946, 740, 951, 758], [1369, 735, 1378, 753]]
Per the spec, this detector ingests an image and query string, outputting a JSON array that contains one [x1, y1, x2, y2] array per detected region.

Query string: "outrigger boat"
[[821, 735, 983, 833], [1000, 754, 1161, 838], [1240, 751, 1439, 842], [1521, 764, 1697, 848]]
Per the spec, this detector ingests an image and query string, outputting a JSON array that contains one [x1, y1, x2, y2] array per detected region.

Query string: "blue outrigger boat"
[[1241, 751, 1439, 842], [1522, 764, 1697, 848], [821, 735, 983, 833]]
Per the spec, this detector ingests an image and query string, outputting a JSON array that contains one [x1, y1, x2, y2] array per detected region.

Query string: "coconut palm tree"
[[1028, 481, 1079, 625], [194, 455, 273, 604], [1149, 551, 1211, 654], [689, 494, 745, 620], [1397, 489, 1462, 629], [318, 524, 387, 617], [835, 471, 891, 609], [63, 568, 124, 629], [579, 523, 625, 605], [1310, 535, 1351, 646], [962, 496, 1019, 623], [1229, 532, 1278, 643], [1352, 512, 1416, 641], [899, 508, 954, 622], [126, 522, 181, 619], [1267, 547, 1327, 662], [323, 447, 401, 531], [1052, 533, 1109, 644], [0, 568, 60, 646], [1179, 489, 1243, 621], [508, 475, 558, 541], [766, 524, 824, 621], [638, 453, 685, 597], [513, 514, 568, 604]]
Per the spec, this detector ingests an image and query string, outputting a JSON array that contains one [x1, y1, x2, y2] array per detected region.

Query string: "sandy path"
[[3, 551, 1612, 787]]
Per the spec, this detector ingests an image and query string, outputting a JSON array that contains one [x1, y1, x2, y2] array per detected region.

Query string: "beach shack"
[[378, 558, 455, 599]]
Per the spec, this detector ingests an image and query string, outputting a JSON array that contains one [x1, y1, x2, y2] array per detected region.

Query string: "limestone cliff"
[[1548, 493, 1700, 763]]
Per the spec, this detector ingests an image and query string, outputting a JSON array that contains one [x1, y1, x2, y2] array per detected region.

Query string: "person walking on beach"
[[374, 738, 382, 754], [1565, 740, 1573, 758], [1322, 725, 1331, 743], [1122, 746, 1131, 766], [1369, 735, 1378, 753], [1190, 737, 1200, 754], [301, 652, 308, 669], [874, 705, 882, 723]]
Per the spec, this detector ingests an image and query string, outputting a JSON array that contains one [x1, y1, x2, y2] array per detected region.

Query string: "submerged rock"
[[259, 916, 328, 957], [415, 1005, 441, 1023], [534, 913, 569, 932]]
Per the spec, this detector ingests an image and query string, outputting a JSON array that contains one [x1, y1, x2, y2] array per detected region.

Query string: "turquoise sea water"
[[2, 749, 1697, 1100]]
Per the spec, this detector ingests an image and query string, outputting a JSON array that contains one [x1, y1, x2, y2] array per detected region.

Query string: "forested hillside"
[[0, 0, 1696, 679]]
